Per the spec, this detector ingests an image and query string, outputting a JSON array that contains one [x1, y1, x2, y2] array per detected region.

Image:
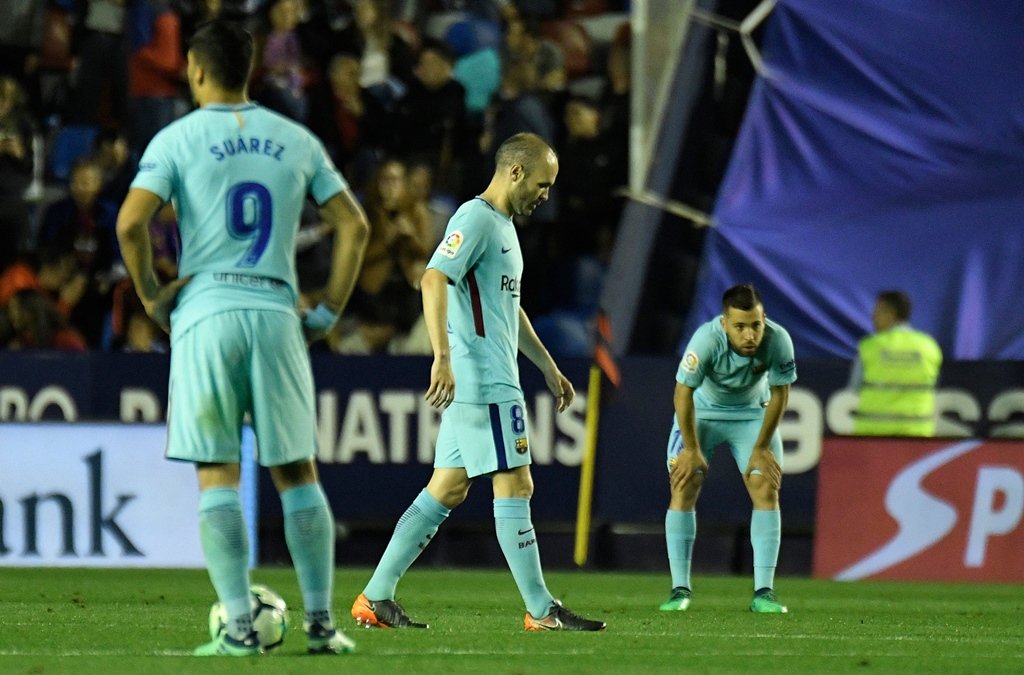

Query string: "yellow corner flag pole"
[[574, 364, 603, 566]]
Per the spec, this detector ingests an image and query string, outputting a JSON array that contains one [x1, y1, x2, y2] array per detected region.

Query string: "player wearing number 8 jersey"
[[351, 133, 605, 632], [116, 21, 369, 656]]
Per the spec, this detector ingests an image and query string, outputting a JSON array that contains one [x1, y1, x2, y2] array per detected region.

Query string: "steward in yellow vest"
[[851, 291, 942, 436]]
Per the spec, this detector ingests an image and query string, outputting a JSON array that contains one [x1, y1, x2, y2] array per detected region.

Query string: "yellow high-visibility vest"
[[854, 326, 943, 436]]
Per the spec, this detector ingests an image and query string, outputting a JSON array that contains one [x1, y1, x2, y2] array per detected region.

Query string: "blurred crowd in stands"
[[0, 0, 630, 355]]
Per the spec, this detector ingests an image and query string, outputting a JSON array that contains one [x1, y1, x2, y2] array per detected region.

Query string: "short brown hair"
[[722, 283, 762, 312]]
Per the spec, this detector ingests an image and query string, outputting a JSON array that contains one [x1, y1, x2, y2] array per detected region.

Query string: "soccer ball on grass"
[[208, 583, 289, 651]]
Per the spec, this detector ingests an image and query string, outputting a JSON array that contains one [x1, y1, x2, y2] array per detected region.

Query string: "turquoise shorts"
[[666, 417, 783, 475], [434, 400, 532, 478], [166, 309, 317, 467]]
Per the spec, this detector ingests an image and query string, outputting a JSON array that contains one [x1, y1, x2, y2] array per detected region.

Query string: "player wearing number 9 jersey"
[[116, 21, 369, 656], [351, 133, 605, 633]]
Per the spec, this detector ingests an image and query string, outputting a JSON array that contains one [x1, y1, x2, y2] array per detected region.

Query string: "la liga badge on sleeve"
[[437, 230, 464, 258]]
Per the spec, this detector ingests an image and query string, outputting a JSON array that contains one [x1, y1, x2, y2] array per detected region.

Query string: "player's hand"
[[425, 355, 455, 409], [545, 368, 575, 412], [670, 450, 708, 493], [301, 302, 340, 344], [144, 276, 192, 334], [744, 448, 782, 490]]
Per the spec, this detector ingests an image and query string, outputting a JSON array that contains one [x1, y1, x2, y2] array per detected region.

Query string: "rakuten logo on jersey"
[[500, 275, 521, 296], [813, 438, 1024, 583]]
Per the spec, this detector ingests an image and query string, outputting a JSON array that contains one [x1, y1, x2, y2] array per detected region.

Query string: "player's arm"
[[670, 383, 708, 491], [303, 189, 370, 340], [744, 383, 788, 489], [421, 267, 455, 409], [518, 307, 574, 413], [115, 187, 189, 333]]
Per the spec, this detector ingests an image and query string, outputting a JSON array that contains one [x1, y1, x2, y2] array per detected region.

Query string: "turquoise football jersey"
[[130, 102, 348, 334], [426, 197, 523, 404], [675, 316, 797, 420]]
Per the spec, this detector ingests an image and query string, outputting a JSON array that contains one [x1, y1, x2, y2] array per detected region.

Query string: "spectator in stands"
[[556, 94, 619, 261], [0, 252, 36, 308], [127, 0, 186, 153], [307, 51, 394, 188], [334, 158, 431, 354], [406, 160, 454, 245], [0, 247, 87, 320], [36, 157, 119, 346], [5, 287, 87, 351], [335, 0, 416, 107], [0, 76, 35, 273], [253, 0, 311, 122], [94, 129, 135, 205], [37, 157, 118, 273], [397, 38, 468, 196], [599, 21, 630, 190], [67, 0, 129, 129], [0, 0, 46, 100], [503, 15, 566, 95], [850, 290, 943, 436], [482, 56, 555, 163]]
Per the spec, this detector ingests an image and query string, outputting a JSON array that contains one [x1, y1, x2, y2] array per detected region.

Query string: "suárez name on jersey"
[[209, 136, 285, 161]]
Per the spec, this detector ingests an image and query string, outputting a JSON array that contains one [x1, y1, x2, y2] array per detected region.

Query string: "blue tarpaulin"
[[685, 0, 1024, 358]]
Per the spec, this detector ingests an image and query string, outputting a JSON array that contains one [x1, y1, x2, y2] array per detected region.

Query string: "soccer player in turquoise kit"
[[115, 21, 369, 655], [661, 284, 795, 613], [351, 133, 605, 632]]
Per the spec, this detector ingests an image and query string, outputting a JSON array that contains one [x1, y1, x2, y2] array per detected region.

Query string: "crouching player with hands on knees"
[[116, 20, 369, 656], [661, 283, 795, 613]]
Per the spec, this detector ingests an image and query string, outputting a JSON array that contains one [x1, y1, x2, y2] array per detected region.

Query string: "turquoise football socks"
[[494, 498, 554, 619], [363, 489, 450, 601], [198, 487, 252, 640]]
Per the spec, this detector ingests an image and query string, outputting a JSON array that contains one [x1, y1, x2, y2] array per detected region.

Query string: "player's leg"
[[491, 467, 604, 631], [251, 310, 355, 652], [730, 422, 787, 613], [661, 420, 718, 610], [194, 463, 260, 654], [168, 316, 260, 655], [268, 460, 354, 653], [491, 465, 552, 617], [481, 401, 604, 631], [352, 466, 466, 628], [352, 406, 470, 627]]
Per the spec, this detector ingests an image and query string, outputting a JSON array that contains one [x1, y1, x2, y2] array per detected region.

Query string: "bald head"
[[480, 133, 558, 217], [495, 133, 557, 173]]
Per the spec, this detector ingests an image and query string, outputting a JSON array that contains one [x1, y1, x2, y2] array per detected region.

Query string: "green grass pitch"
[[1, 567, 1021, 674]]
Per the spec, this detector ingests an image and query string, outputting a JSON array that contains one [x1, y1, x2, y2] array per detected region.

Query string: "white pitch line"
[[0, 647, 599, 658], [591, 630, 1023, 645], [0, 649, 1018, 660]]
